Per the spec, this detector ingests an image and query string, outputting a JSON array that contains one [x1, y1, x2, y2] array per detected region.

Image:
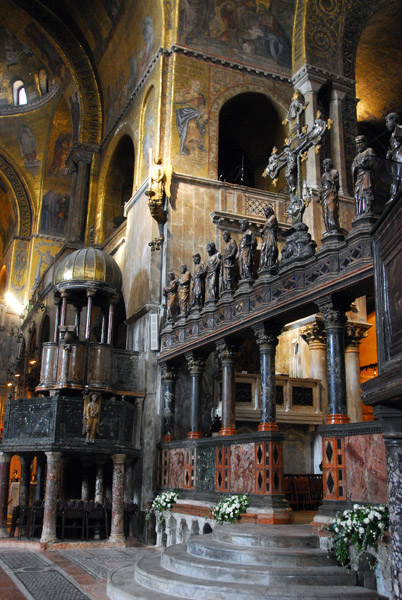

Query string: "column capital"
[[45, 451, 63, 462], [160, 363, 178, 382], [300, 321, 326, 346], [216, 340, 238, 363], [86, 288, 96, 298], [316, 296, 349, 327], [185, 352, 205, 374], [0, 452, 11, 464], [252, 324, 280, 348], [345, 322, 370, 348], [111, 453, 126, 466]]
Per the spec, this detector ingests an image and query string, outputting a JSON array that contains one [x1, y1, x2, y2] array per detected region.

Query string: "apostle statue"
[[238, 219, 257, 280], [385, 112, 402, 201], [318, 158, 340, 233], [221, 230, 238, 291], [259, 204, 278, 270], [192, 252, 206, 307], [206, 242, 221, 300], [178, 264, 191, 316], [83, 391, 101, 443], [163, 271, 178, 320], [352, 135, 375, 218]]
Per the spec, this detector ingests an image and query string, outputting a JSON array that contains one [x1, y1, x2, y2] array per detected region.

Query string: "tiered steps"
[[107, 524, 379, 600]]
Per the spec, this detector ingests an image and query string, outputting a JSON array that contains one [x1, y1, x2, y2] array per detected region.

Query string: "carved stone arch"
[[7, 1, 102, 146], [342, 0, 398, 79], [0, 152, 32, 238], [208, 82, 290, 180]]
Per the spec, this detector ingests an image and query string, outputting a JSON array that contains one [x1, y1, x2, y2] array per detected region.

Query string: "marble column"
[[95, 459, 105, 504], [109, 453, 126, 543], [297, 77, 324, 190], [60, 290, 69, 327], [316, 297, 349, 424], [73, 305, 82, 337], [18, 454, 33, 507], [345, 323, 369, 423], [35, 455, 46, 503], [216, 340, 238, 436], [329, 86, 349, 195], [300, 320, 328, 419], [161, 363, 178, 442], [124, 458, 134, 503], [40, 452, 62, 544], [0, 452, 11, 538], [85, 289, 96, 341], [185, 352, 205, 439], [81, 459, 91, 502], [53, 297, 61, 343], [253, 325, 279, 431], [66, 144, 95, 242], [374, 406, 402, 600], [107, 296, 118, 345]]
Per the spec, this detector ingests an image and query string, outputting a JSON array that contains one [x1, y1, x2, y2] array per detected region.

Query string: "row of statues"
[[164, 206, 278, 318]]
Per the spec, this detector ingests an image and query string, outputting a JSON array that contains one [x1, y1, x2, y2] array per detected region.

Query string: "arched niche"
[[103, 135, 135, 239], [218, 92, 285, 192]]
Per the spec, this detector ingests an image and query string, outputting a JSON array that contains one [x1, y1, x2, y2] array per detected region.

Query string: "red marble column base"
[[258, 422, 279, 432], [219, 427, 236, 436], [162, 434, 174, 442], [326, 413, 350, 425], [187, 431, 203, 439]]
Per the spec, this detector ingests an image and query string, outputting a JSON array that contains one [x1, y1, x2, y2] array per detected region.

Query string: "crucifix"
[[262, 91, 333, 266]]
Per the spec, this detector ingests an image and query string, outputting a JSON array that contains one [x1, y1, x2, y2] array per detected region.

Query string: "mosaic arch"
[[0, 153, 32, 239], [3, 1, 102, 146], [207, 80, 290, 179]]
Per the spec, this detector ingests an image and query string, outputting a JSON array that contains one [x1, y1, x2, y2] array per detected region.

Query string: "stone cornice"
[[0, 84, 60, 116], [291, 64, 355, 93]]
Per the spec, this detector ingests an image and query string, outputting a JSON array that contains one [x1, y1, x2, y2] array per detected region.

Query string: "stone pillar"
[[253, 325, 279, 431], [0, 452, 11, 538], [101, 311, 107, 344], [35, 455, 46, 502], [297, 77, 324, 190], [109, 453, 126, 543], [185, 352, 205, 439], [85, 289, 96, 341], [18, 454, 32, 507], [316, 297, 349, 424], [95, 459, 104, 504], [60, 290, 68, 327], [216, 340, 238, 436], [107, 296, 118, 345], [300, 320, 328, 419], [66, 144, 95, 242], [329, 87, 349, 195], [40, 452, 62, 544], [345, 323, 369, 423], [81, 459, 91, 502], [73, 305, 82, 337], [161, 363, 178, 442], [124, 458, 134, 503], [373, 406, 402, 600], [53, 297, 61, 343]]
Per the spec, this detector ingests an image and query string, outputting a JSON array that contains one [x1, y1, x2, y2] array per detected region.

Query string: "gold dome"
[[55, 247, 122, 292]]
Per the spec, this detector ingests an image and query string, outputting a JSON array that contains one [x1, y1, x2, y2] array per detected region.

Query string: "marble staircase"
[[107, 524, 379, 600]]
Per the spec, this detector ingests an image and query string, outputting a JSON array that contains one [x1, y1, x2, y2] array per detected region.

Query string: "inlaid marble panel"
[[345, 434, 388, 503], [230, 443, 254, 494], [196, 446, 215, 491], [168, 448, 186, 489]]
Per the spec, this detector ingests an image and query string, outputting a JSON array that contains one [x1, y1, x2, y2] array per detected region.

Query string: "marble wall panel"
[[168, 447, 186, 489], [345, 434, 388, 504], [196, 446, 216, 491], [230, 443, 255, 494]]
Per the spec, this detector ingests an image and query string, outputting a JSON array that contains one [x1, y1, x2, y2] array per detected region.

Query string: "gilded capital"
[[345, 323, 370, 348], [300, 321, 326, 346], [216, 340, 238, 363]]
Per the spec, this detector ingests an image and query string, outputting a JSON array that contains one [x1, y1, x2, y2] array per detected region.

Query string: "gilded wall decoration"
[[10, 239, 28, 298], [0, 154, 31, 237], [29, 238, 63, 292], [140, 86, 157, 184], [38, 189, 69, 236], [0, 173, 17, 257], [178, 0, 294, 71], [304, 0, 343, 74]]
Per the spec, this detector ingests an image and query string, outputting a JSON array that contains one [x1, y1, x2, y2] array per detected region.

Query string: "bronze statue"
[[206, 242, 221, 300], [352, 135, 375, 218], [178, 264, 191, 316], [259, 204, 278, 269], [83, 392, 101, 443], [192, 253, 206, 307], [221, 230, 238, 291], [385, 112, 402, 201], [318, 158, 340, 233], [238, 219, 257, 280], [163, 271, 178, 320]]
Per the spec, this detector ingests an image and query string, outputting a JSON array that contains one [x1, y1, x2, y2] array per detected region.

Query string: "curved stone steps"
[[162, 542, 355, 586], [212, 523, 319, 548], [188, 535, 336, 566]]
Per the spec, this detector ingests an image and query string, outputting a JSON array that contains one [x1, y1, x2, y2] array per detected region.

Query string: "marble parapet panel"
[[345, 433, 388, 504]]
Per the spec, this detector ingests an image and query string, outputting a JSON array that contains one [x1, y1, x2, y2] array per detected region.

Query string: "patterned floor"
[[0, 546, 157, 600]]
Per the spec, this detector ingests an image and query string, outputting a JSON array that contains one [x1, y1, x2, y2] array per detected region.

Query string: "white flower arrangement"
[[327, 503, 389, 568], [146, 490, 179, 524], [212, 494, 250, 525]]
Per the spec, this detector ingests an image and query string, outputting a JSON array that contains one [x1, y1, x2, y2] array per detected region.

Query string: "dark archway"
[[218, 93, 284, 191], [104, 136, 135, 238]]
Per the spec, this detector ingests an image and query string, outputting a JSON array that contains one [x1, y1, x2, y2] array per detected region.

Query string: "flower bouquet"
[[212, 494, 250, 524]]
